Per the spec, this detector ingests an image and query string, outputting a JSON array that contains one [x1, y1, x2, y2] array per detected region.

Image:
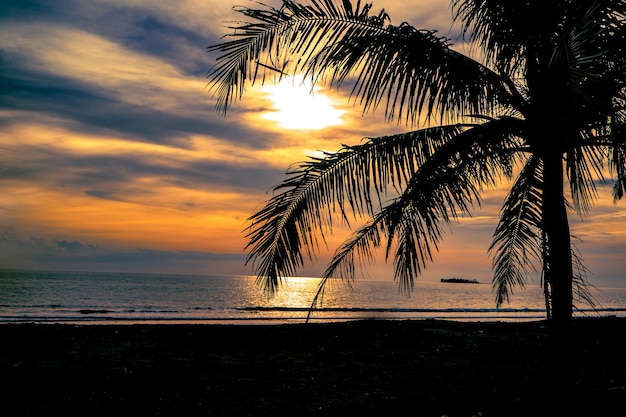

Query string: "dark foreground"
[[1, 318, 625, 417]]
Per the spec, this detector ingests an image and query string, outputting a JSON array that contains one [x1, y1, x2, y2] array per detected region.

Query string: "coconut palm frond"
[[388, 117, 525, 293], [245, 124, 466, 294], [320, 168, 463, 297], [391, 202, 447, 294], [585, 123, 626, 202], [306, 21, 516, 125], [354, 125, 470, 196], [313, 148, 487, 302], [321, 209, 387, 283], [609, 125, 626, 201], [452, 0, 560, 72], [570, 239, 597, 311], [310, 124, 490, 302], [566, 145, 604, 216], [208, 0, 516, 125], [454, 0, 617, 85], [562, 26, 625, 214], [206, 0, 388, 114], [308, 209, 388, 314], [611, 147, 626, 201], [244, 150, 368, 295], [543, 234, 597, 316], [399, 116, 525, 211], [489, 155, 543, 307]]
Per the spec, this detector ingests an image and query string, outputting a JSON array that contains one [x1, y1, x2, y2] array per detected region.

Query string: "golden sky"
[[1, 0, 624, 287]]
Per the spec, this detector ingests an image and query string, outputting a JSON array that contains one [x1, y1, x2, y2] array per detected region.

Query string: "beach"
[[2, 318, 626, 416]]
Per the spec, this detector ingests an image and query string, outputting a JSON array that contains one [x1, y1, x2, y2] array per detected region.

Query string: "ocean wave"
[[238, 306, 548, 313]]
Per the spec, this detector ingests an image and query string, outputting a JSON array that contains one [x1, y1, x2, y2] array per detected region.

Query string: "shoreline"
[[2, 317, 626, 416], [0, 315, 549, 325], [5, 308, 626, 325]]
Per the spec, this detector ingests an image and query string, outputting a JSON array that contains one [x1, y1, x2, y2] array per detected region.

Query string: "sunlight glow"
[[261, 76, 345, 130]]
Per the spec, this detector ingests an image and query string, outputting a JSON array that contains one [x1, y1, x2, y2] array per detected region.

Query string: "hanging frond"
[[307, 209, 387, 314], [582, 122, 626, 202], [570, 239, 596, 311], [542, 237, 596, 318], [245, 124, 467, 294], [489, 156, 543, 307], [566, 143, 604, 216], [310, 117, 525, 298], [608, 118, 626, 201], [611, 144, 626, 201], [389, 117, 525, 292]]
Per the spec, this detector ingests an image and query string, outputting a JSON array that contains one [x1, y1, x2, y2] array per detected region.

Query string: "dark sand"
[[2, 318, 626, 417]]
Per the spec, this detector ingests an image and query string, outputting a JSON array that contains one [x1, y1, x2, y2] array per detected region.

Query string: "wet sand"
[[2, 318, 625, 416]]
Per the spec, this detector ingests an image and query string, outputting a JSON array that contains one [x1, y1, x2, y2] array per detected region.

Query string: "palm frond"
[[581, 121, 626, 202], [453, 0, 555, 71], [207, 0, 386, 114], [309, 117, 524, 297], [307, 209, 387, 316], [245, 125, 466, 294], [608, 118, 626, 201], [387, 118, 520, 290], [611, 144, 626, 201], [566, 143, 603, 216], [305, 20, 517, 125], [388, 117, 525, 292], [207, 0, 517, 125], [489, 155, 543, 307], [570, 239, 596, 311], [321, 210, 386, 282], [542, 237, 597, 318]]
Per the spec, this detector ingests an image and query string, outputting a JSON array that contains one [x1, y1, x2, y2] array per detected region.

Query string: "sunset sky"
[[1, 0, 625, 288]]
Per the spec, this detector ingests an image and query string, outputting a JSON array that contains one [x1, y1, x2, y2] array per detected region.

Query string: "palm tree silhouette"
[[207, 0, 626, 322]]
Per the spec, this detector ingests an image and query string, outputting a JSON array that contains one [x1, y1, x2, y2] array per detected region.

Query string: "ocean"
[[1, 269, 626, 324]]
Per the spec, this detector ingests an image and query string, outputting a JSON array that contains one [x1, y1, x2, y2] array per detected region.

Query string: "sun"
[[261, 76, 345, 130]]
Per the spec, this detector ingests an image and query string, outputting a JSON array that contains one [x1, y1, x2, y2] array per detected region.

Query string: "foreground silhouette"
[[3, 319, 626, 416], [207, 0, 626, 322]]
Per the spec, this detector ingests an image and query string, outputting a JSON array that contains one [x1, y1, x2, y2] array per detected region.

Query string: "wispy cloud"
[[0, 229, 246, 274]]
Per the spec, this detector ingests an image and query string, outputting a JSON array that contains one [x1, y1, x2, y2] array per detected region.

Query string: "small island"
[[440, 278, 480, 284]]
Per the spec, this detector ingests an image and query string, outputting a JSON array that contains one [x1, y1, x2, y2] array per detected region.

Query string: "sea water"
[[1, 269, 625, 324]]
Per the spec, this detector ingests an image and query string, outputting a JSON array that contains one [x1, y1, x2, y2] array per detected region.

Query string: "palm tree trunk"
[[542, 151, 574, 322]]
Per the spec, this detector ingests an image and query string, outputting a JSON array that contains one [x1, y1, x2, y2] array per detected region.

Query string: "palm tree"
[[207, 0, 626, 322]]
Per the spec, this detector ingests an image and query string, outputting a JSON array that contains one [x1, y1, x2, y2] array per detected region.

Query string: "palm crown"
[[207, 0, 626, 321]]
